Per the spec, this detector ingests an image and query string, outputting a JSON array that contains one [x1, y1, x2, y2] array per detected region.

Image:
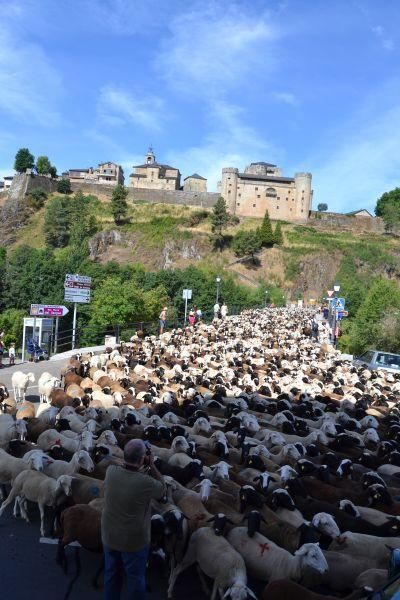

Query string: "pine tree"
[[111, 184, 129, 225], [210, 196, 229, 250], [232, 230, 261, 263], [274, 221, 283, 245], [14, 148, 35, 173], [259, 210, 274, 247], [57, 178, 71, 194]]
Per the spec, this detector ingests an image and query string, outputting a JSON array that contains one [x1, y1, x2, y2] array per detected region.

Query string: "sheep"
[[0, 448, 44, 499], [354, 568, 388, 591], [15, 401, 36, 420], [0, 414, 28, 446], [38, 372, 61, 403], [0, 471, 72, 536], [167, 526, 256, 600], [37, 429, 93, 453], [11, 372, 35, 402], [329, 530, 400, 568], [227, 528, 328, 583], [306, 552, 386, 591], [43, 450, 94, 479]]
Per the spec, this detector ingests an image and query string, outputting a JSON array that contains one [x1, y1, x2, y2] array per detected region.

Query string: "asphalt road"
[[0, 357, 208, 600]]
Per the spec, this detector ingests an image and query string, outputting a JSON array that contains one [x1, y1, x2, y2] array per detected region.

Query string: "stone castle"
[[218, 162, 312, 220]]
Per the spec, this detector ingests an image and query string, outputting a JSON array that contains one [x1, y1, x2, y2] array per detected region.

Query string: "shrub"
[[27, 187, 47, 209], [57, 178, 72, 194]]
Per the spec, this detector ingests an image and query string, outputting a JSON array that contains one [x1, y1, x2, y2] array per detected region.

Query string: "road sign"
[[65, 274, 92, 285], [30, 304, 69, 317], [335, 297, 345, 311], [64, 289, 91, 303], [182, 289, 192, 300], [327, 290, 334, 297]]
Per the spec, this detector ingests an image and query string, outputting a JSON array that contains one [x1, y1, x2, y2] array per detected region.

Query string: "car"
[[353, 350, 400, 374]]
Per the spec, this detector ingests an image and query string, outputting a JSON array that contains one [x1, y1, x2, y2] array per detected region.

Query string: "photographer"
[[101, 439, 165, 600]]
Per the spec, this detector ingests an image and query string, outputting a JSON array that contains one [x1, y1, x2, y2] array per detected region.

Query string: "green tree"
[[210, 197, 229, 250], [48, 165, 57, 179], [43, 196, 72, 247], [111, 184, 129, 225], [14, 148, 35, 173], [57, 178, 72, 194], [0, 308, 26, 348], [274, 221, 283, 245], [381, 202, 400, 234], [347, 277, 400, 354], [36, 155, 52, 175], [259, 210, 274, 247], [317, 203, 328, 212], [232, 230, 262, 263], [27, 187, 47, 209], [375, 187, 400, 217]]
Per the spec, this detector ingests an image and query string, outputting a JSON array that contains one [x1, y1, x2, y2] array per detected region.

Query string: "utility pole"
[[72, 303, 77, 350]]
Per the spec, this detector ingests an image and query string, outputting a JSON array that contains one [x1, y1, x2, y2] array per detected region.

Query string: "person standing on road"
[[221, 302, 228, 319], [8, 343, 15, 366], [159, 306, 167, 335], [102, 439, 166, 600], [213, 302, 220, 319]]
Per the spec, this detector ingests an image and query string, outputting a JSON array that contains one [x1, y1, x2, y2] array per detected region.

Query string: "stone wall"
[[309, 210, 385, 233], [25, 174, 58, 195], [70, 181, 219, 208]]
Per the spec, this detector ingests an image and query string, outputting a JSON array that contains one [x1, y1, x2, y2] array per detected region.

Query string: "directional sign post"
[[64, 274, 92, 350], [30, 304, 69, 317]]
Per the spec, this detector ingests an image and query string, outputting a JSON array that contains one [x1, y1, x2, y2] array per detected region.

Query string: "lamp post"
[[332, 283, 340, 348], [216, 276, 221, 305], [265, 290, 269, 307], [282, 295, 285, 307]]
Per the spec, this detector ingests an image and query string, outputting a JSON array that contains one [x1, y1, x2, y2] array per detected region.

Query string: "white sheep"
[[0, 448, 45, 499], [11, 371, 35, 401], [43, 449, 94, 479], [0, 414, 28, 447], [38, 372, 61, 403], [0, 470, 72, 536], [168, 526, 256, 600], [37, 429, 93, 453], [329, 530, 400, 568], [227, 528, 328, 582]]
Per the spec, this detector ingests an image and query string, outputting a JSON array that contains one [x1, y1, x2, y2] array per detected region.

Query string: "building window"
[[237, 202, 240, 206], [257, 195, 260, 198], [228, 190, 231, 193], [238, 193, 241, 197], [301, 209, 304, 212], [290, 208, 293, 211], [266, 187, 277, 198], [286, 197, 288, 201], [255, 187, 258, 191], [288, 190, 291, 194], [276, 206, 279, 209], [277, 197, 280, 200], [253, 203, 256, 207]]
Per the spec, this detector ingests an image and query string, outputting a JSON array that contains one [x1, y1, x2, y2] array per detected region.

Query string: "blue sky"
[[1, 0, 400, 213]]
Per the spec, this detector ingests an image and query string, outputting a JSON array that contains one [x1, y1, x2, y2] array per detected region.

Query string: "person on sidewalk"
[[101, 439, 166, 600], [159, 307, 168, 335]]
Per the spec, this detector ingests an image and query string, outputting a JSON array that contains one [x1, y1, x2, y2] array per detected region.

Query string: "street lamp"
[[332, 283, 341, 348], [282, 295, 285, 306], [265, 290, 269, 307], [216, 277, 221, 304]]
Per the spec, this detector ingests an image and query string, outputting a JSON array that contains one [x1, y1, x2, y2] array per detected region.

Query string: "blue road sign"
[[335, 297, 345, 310]]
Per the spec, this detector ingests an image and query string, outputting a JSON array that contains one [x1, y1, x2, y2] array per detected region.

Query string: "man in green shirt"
[[102, 439, 166, 600]]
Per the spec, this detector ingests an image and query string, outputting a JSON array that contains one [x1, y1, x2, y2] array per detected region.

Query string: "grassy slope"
[[11, 194, 400, 298]]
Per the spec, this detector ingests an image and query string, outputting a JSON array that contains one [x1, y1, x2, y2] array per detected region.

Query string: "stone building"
[[218, 161, 312, 220], [62, 162, 124, 186], [183, 173, 207, 192], [129, 148, 181, 190]]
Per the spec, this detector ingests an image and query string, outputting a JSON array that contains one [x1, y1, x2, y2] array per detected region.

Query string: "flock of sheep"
[[0, 307, 400, 599]]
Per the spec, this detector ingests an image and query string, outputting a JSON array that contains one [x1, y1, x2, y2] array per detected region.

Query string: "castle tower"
[[220, 167, 239, 213], [294, 172, 312, 218], [145, 147, 156, 165]]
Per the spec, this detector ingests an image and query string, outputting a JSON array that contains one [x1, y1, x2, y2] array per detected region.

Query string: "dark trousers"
[[104, 544, 149, 600]]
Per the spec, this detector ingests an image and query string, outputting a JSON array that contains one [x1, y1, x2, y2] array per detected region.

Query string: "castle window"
[[290, 208, 293, 211], [237, 202, 240, 206], [255, 187, 258, 191], [238, 193, 241, 197], [253, 204, 256, 207], [266, 187, 277, 198], [257, 195, 260, 198], [228, 190, 231, 194], [288, 190, 291, 194], [286, 197, 288, 201]]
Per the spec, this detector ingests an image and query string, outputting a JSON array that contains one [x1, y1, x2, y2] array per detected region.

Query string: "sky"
[[1, 0, 400, 213]]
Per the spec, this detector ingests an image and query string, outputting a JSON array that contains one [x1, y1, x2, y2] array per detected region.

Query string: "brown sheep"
[[50, 389, 80, 409], [16, 401, 36, 420], [63, 372, 83, 389], [56, 504, 102, 574]]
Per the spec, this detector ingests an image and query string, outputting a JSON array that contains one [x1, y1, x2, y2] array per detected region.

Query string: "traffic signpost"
[[30, 304, 69, 317], [64, 274, 92, 349]]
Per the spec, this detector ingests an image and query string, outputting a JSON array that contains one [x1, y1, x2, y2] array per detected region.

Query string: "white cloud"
[[312, 104, 400, 213], [168, 101, 281, 190], [157, 3, 277, 94], [97, 86, 164, 131], [271, 91, 298, 106], [0, 29, 62, 125], [371, 23, 394, 51]]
